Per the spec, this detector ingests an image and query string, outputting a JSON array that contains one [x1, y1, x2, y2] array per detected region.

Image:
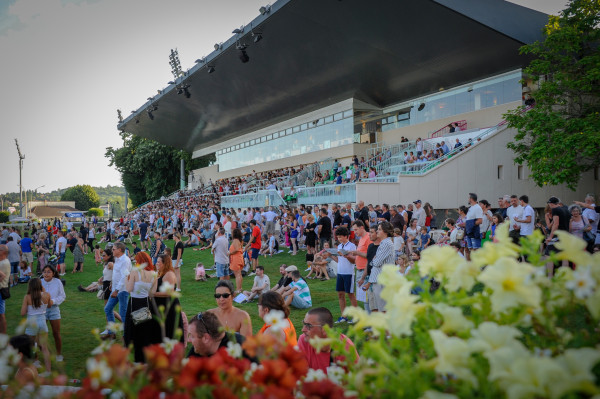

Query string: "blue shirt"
[[20, 237, 33, 253]]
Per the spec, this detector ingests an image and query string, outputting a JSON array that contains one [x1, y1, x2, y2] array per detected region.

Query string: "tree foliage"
[[504, 0, 600, 190], [87, 208, 104, 217], [105, 133, 214, 207], [60, 185, 100, 211], [0, 211, 9, 223]]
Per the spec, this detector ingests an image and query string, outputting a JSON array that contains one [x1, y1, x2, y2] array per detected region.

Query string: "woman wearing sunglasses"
[[207, 280, 252, 337]]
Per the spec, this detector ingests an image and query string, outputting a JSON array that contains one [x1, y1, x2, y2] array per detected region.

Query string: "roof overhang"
[[119, 0, 549, 155]]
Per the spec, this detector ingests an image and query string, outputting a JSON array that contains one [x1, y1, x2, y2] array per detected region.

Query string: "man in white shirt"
[[55, 230, 67, 275], [465, 193, 483, 253], [328, 226, 357, 324], [242, 266, 270, 302], [575, 194, 599, 246], [515, 195, 535, 237], [212, 228, 230, 280], [263, 207, 278, 236], [412, 200, 427, 228], [506, 195, 524, 244], [103, 242, 132, 335], [0, 245, 11, 334]]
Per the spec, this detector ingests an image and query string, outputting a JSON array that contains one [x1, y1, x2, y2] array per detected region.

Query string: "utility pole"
[[15, 139, 25, 217]]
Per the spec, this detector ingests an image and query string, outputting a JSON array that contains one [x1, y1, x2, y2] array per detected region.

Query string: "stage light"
[[418, 103, 425, 111], [259, 5, 271, 15], [208, 65, 216, 74], [232, 28, 242, 34], [214, 43, 222, 51], [253, 33, 262, 43], [195, 58, 206, 64]]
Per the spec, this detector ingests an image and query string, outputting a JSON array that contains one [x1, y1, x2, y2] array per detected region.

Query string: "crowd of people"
[[0, 188, 598, 379]]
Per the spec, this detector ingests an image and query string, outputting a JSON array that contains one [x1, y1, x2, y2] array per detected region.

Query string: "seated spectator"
[[271, 264, 293, 294], [282, 270, 311, 309], [454, 138, 462, 149], [418, 226, 431, 251], [257, 291, 297, 346], [18, 261, 32, 284], [184, 230, 200, 247], [297, 307, 358, 373], [242, 266, 270, 302], [207, 280, 252, 337]]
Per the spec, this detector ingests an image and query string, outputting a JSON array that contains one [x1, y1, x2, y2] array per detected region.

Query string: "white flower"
[[432, 304, 474, 333], [226, 341, 243, 359], [565, 266, 596, 299], [429, 330, 478, 387], [105, 322, 124, 333], [262, 309, 286, 331], [161, 338, 180, 354], [304, 368, 327, 382], [91, 340, 112, 355], [0, 345, 19, 383], [86, 358, 112, 389], [326, 364, 345, 385], [0, 334, 8, 349], [420, 391, 459, 399], [159, 281, 181, 298]]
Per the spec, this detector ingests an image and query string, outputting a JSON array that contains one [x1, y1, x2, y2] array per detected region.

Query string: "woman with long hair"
[[125, 251, 159, 363], [229, 228, 244, 295], [304, 214, 317, 256], [71, 233, 85, 273], [288, 213, 299, 256], [257, 291, 297, 345], [153, 254, 184, 343], [172, 233, 184, 292], [41, 264, 65, 362], [21, 277, 52, 371]]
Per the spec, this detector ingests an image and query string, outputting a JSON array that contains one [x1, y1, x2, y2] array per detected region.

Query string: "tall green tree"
[[504, 0, 600, 190], [61, 185, 100, 211], [106, 133, 214, 206]]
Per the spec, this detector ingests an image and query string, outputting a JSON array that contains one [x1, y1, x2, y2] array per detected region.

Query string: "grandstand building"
[[119, 0, 599, 208]]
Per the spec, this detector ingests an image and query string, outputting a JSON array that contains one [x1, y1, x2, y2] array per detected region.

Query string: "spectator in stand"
[[454, 138, 463, 149], [298, 307, 359, 373], [440, 141, 450, 154]]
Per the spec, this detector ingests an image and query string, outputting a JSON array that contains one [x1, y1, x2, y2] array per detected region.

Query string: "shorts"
[[173, 259, 183, 269], [251, 248, 260, 259], [289, 294, 311, 309], [0, 296, 4, 314], [336, 273, 355, 294], [58, 252, 66, 264], [26, 314, 48, 336], [22, 252, 34, 264], [10, 261, 19, 275], [465, 236, 481, 249], [46, 305, 61, 321], [215, 263, 230, 278]]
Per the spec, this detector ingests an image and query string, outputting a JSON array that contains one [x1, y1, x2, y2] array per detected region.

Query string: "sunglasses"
[[214, 293, 232, 299], [302, 321, 323, 329], [195, 312, 208, 332]]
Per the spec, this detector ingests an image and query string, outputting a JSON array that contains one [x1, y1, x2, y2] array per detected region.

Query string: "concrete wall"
[[380, 101, 521, 143], [360, 126, 599, 209], [190, 143, 371, 187]]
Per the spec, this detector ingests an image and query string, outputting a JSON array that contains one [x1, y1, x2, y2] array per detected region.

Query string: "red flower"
[[251, 359, 298, 390], [301, 380, 347, 399], [138, 386, 161, 399], [250, 385, 294, 399], [212, 386, 238, 399], [177, 356, 223, 389], [144, 344, 170, 370]]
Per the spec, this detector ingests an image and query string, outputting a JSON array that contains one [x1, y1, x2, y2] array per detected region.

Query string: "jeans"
[[104, 290, 130, 326]]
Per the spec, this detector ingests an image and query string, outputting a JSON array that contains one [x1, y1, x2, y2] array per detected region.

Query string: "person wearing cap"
[[272, 264, 293, 294], [412, 200, 427, 229]]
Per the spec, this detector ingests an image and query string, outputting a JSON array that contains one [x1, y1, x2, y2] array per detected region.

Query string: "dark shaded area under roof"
[[30, 206, 78, 219], [119, 0, 549, 155]]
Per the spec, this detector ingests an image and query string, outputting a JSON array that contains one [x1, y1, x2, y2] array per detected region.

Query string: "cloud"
[[0, 0, 25, 36]]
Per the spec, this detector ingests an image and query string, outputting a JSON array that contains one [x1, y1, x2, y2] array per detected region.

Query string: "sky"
[[0, 0, 568, 195]]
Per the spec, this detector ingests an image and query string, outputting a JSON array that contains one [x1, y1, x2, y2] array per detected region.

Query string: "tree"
[[61, 185, 100, 211], [106, 133, 214, 207], [504, 0, 600, 190], [87, 208, 104, 217]]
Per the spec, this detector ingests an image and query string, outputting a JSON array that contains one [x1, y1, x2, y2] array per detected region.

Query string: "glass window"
[[267, 134, 273, 140], [273, 132, 279, 139], [286, 128, 292, 135], [333, 112, 343, 121], [250, 139, 255, 145], [324, 115, 333, 124], [293, 126, 300, 133], [301, 123, 308, 131], [343, 110, 353, 118]]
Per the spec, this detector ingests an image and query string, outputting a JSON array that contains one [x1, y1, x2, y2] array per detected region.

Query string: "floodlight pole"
[[15, 139, 25, 217]]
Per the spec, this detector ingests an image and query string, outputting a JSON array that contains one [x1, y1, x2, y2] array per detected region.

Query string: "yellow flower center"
[[577, 280, 586, 288], [502, 279, 516, 291]]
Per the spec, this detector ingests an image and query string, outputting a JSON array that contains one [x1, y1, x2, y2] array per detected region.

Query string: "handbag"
[[583, 230, 596, 244], [455, 228, 465, 240], [0, 286, 10, 300], [131, 297, 152, 326]]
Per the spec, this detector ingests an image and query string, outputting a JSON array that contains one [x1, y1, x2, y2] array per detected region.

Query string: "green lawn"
[[4, 238, 346, 379]]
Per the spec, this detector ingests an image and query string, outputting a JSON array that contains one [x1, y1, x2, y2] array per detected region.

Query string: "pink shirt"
[[297, 333, 358, 373]]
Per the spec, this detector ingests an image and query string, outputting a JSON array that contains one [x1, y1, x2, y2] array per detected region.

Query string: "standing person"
[[20, 278, 52, 372], [367, 222, 396, 312], [464, 193, 483, 259], [316, 208, 332, 250], [41, 265, 66, 362], [0, 245, 11, 334], [87, 223, 95, 253], [568, 204, 591, 239], [124, 252, 158, 363], [138, 220, 148, 251], [515, 195, 535, 238], [154, 254, 184, 342], [545, 197, 571, 276], [359, 227, 380, 313], [79, 223, 89, 255], [506, 195, 524, 244], [98, 248, 118, 321], [36, 233, 50, 275], [150, 231, 165, 266], [20, 231, 34, 273], [329, 227, 357, 324], [287, 214, 299, 256], [212, 228, 230, 281], [412, 200, 426, 229], [71, 234, 85, 273], [257, 291, 297, 346], [244, 220, 261, 276], [229, 228, 244, 295], [103, 242, 132, 336], [6, 236, 21, 288], [172, 233, 184, 292], [55, 230, 67, 276], [208, 280, 252, 337], [304, 214, 317, 256], [350, 220, 371, 307]]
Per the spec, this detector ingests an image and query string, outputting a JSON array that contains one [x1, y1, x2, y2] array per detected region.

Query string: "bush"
[[0, 211, 9, 223], [61, 185, 100, 211], [87, 208, 104, 217]]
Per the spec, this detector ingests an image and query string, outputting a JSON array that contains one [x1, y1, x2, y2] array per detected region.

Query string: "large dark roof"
[[119, 0, 548, 154]]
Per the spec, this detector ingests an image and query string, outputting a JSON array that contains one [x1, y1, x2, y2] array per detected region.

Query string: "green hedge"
[[87, 208, 104, 217], [0, 211, 9, 223]]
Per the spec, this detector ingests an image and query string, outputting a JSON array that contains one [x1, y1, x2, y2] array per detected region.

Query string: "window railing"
[[296, 182, 356, 205], [220, 189, 287, 209]]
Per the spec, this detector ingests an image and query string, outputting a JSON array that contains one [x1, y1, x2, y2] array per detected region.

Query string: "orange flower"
[[212, 386, 238, 399], [250, 385, 294, 399], [278, 345, 309, 378], [177, 356, 223, 389], [144, 344, 170, 370], [301, 380, 347, 399], [104, 344, 130, 369], [251, 359, 298, 390]]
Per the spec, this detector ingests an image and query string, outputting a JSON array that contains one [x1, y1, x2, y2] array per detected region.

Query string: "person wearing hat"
[[412, 200, 426, 228]]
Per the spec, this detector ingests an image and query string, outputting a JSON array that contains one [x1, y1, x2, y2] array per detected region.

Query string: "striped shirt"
[[290, 279, 312, 306], [368, 237, 395, 283]]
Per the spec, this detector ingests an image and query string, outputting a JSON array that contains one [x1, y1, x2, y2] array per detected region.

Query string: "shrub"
[[87, 208, 104, 217], [0, 211, 9, 223]]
